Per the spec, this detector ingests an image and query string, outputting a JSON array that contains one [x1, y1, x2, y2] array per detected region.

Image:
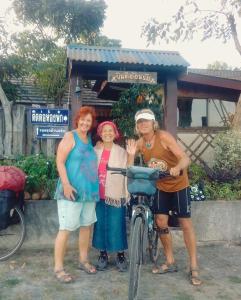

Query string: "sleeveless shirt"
[[54, 131, 99, 202], [140, 132, 189, 192]]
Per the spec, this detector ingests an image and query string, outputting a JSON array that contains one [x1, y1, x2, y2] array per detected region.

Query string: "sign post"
[[30, 108, 69, 139], [108, 71, 157, 84]]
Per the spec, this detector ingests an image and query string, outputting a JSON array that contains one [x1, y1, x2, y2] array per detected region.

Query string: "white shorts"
[[57, 200, 97, 231]]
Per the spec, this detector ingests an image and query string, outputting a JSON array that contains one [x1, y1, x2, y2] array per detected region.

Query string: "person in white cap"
[[127, 108, 202, 286]]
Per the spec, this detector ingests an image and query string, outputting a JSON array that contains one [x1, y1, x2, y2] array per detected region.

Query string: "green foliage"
[[15, 155, 58, 195], [12, 31, 58, 64], [0, 55, 27, 101], [111, 84, 164, 138], [0, 155, 58, 198], [188, 162, 241, 200], [212, 130, 241, 181], [85, 34, 121, 47], [204, 181, 241, 200], [188, 163, 207, 185], [13, 0, 107, 43], [34, 48, 67, 104]]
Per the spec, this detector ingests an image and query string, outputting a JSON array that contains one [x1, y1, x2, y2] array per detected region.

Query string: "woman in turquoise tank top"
[[54, 106, 99, 283]]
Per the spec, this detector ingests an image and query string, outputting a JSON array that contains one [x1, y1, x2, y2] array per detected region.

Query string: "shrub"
[[188, 163, 207, 186], [15, 155, 58, 196], [111, 84, 163, 138], [212, 130, 241, 181], [0, 155, 58, 198]]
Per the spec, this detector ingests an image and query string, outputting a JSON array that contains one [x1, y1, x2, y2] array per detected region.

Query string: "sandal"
[[78, 261, 97, 274], [152, 262, 178, 274], [189, 268, 202, 286], [55, 269, 75, 283]]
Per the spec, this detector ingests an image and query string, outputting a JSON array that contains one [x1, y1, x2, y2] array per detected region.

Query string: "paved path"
[[0, 242, 241, 300]]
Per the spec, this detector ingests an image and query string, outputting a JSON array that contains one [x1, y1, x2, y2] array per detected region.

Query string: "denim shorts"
[[57, 200, 97, 231]]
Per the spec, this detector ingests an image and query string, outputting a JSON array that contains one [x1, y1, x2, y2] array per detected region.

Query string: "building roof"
[[11, 77, 114, 107], [67, 44, 189, 67], [188, 68, 241, 82]]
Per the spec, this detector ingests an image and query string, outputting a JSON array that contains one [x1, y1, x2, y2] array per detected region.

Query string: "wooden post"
[[12, 104, 25, 156], [70, 74, 83, 128], [0, 108, 4, 157], [0, 83, 13, 157], [232, 93, 241, 131], [46, 104, 56, 157], [164, 75, 178, 137]]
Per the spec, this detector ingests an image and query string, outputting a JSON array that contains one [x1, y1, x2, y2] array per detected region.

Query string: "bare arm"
[[56, 131, 77, 200], [160, 131, 190, 176], [126, 139, 142, 166]]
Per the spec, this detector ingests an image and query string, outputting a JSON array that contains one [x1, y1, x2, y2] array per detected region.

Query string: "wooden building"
[[66, 44, 241, 166]]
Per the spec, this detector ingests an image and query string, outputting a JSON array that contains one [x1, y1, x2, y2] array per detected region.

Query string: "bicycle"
[[0, 190, 26, 261], [107, 164, 174, 300]]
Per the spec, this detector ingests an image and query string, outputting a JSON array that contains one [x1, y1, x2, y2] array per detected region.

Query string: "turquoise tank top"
[[54, 131, 99, 202]]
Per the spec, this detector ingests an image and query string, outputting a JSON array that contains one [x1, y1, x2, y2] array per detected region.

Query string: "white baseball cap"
[[135, 111, 155, 122]]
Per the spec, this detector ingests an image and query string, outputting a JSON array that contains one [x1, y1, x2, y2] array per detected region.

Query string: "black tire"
[[149, 228, 160, 263], [128, 216, 144, 300], [0, 207, 26, 261]]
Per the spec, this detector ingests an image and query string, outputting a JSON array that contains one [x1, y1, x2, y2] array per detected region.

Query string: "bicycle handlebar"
[[106, 164, 178, 179]]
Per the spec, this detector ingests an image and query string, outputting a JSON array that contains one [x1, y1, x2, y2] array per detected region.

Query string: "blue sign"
[[36, 126, 67, 139], [31, 108, 69, 126]]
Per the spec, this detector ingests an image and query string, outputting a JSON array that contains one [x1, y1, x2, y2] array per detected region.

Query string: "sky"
[[1, 0, 241, 69]]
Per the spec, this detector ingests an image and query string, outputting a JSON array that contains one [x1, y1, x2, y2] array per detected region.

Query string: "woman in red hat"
[[93, 121, 129, 272]]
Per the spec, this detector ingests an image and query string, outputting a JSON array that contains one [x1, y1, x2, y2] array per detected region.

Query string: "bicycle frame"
[[107, 164, 170, 300]]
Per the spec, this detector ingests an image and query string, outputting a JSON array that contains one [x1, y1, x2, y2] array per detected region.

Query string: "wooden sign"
[[108, 71, 157, 84]]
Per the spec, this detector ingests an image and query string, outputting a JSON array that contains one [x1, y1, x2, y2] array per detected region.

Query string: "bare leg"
[[178, 218, 198, 268], [152, 214, 176, 273], [179, 218, 202, 285], [78, 225, 96, 273], [54, 230, 74, 282], [54, 230, 70, 271], [155, 214, 175, 264]]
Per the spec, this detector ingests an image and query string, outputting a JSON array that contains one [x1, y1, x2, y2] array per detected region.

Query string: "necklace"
[[144, 133, 155, 149]]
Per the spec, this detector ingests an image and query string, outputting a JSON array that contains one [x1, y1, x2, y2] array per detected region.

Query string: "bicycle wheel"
[[0, 207, 26, 261], [128, 216, 144, 300], [149, 228, 161, 263]]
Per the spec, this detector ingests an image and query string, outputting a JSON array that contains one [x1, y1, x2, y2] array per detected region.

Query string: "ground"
[[0, 242, 241, 300]]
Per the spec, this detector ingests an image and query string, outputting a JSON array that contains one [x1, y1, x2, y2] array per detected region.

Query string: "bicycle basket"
[[126, 166, 159, 196]]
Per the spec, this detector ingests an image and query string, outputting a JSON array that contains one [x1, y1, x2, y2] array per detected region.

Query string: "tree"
[[1, 1, 118, 156], [0, 21, 27, 157], [207, 60, 241, 70], [111, 84, 163, 138], [13, 0, 107, 43], [142, 0, 241, 56], [207, 61, 231, 70]]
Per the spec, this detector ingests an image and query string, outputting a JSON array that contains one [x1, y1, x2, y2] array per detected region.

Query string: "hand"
[[126, 139, 137, 156], [63, 183, 77, 201], [169, 166, 182, 177], [95, 141, 103, 149]]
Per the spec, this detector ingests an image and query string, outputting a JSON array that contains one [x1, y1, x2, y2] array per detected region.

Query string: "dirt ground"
[[0, 242, 241, 300]]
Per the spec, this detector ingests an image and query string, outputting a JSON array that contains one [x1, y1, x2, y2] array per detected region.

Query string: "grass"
[[228, 276, 241, 284], [3, 278, 21, 287]]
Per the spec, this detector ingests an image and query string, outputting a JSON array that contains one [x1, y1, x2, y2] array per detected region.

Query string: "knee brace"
[[157, 227, 170, 235]]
